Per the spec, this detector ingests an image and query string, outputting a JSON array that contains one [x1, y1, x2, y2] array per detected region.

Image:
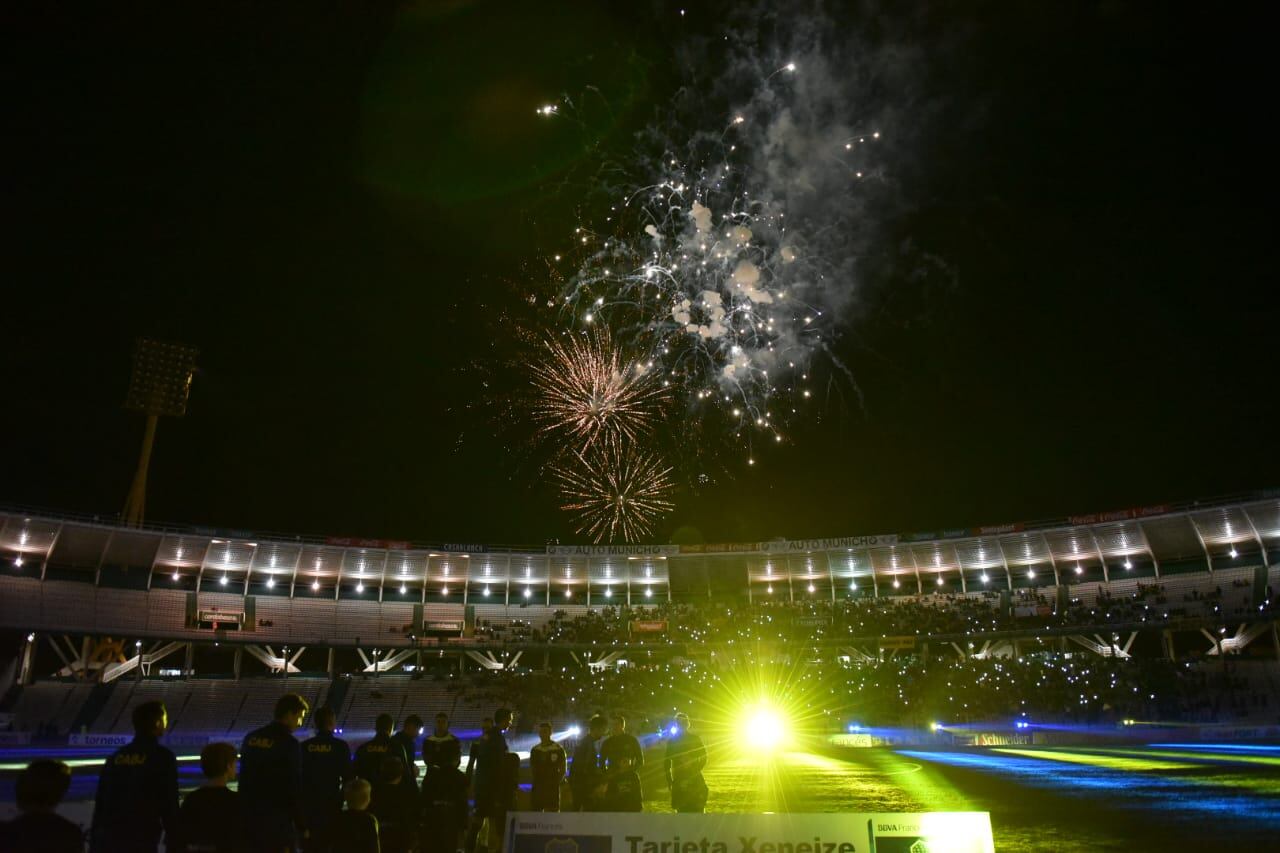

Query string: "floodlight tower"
[[121, 338, 199, 527]]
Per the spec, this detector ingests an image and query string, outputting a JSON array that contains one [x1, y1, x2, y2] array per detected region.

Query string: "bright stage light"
[[743, 704, 788, 752]]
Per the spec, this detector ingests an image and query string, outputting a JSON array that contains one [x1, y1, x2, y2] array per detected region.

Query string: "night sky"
[[4, 1, 1275, 546]]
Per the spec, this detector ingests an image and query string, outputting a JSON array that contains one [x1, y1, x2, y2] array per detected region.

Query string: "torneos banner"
[[505, 811, 994, 853]]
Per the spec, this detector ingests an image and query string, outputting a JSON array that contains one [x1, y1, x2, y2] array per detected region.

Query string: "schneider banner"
[[505, 811, 993, 853]]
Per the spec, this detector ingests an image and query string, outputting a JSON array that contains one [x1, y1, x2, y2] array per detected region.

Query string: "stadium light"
[[1124, 559, 1133, 570], [219, 575, 228, 586], [1075, 565, 1083, 575], [645, 588, 653, 598], [171, 571, 179, 581], [356, 582, 364, 593], [1027, 569, 1036, 579], [483, 587, 491, 597], [14, 556, 24, 568], [892, 578, 900, 588], [399, 585, 407, 595], [930, 721, 940, 732], [266, 578, 275, 589], [980, 573, 989, 583], [936, 576, 944, 586], [605, 588, 613, 598], [311, 580, 320, 591], [524, 587, 532, 598], [742, 703, 788, 753], [807, 583, 815, 593], [1230, 548, 1238, 559], [121, 338, 199, 526]]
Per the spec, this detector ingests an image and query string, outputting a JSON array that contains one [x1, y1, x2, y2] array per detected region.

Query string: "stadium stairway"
[[68, 682, 115, 734], [324, 675, 350, 717], [0, 684, 20, 714]]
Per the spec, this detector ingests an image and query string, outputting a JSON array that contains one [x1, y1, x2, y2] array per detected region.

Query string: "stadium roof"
[[1, 493, 1275, 599]]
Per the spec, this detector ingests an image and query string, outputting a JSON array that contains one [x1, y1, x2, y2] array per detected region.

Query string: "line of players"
[[18, 693, 708, 853]]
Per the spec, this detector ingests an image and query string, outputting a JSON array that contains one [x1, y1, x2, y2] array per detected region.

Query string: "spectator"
[[0, 759, 82, 853], [322, 779, 379, 853], [90, 700, 178, 853], [176, 742, 243, 853]]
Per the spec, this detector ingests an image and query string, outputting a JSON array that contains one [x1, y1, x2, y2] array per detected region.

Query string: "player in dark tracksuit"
[[300, 706, 352, 850], [390, 714, 423, 792], [422, 712, 463, 773], [420, 754, 469, 853], [238, 693, 310, 853], [567, 715, 607, 812], [528, 722, 566, 812], [664, 713, 708, 813], [90, 700, 179, 853], [599, 713, 644, 812], [461, 718, 492, 853], [354, 714, 407, 784], [468, 708, 512, 853]]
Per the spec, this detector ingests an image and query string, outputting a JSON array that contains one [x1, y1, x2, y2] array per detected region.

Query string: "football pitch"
[[3, 743, 1278, 851]]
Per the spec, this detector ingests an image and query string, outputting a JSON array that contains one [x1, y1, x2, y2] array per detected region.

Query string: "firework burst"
[[551, 442, 675, 543], [529, 332, 669, 451]]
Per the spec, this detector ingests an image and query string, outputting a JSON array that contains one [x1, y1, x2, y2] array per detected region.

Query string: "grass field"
[[3, 742, 1278, 851]]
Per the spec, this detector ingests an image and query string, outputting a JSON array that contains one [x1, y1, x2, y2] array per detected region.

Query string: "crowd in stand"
[[511, 579, 1275, 649], [460, 650, 1277, 735], [0, 694, 709, 853]]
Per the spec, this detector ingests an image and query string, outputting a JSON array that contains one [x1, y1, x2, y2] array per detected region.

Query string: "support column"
[[18, 633, 36, 685], [234, 647, 243, 681], [327, 647, 336, 677], [80, 637, 92, 682], [184, 643, 194, 676]]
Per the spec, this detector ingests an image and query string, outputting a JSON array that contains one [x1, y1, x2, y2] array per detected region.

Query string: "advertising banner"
[[762, 536, 899, 553], [69, 733, 132, 748], [548, 545, 681, 557], [505, 811, 993, 853], [630, 620, 668, 634], [324, 537, 411, 550]]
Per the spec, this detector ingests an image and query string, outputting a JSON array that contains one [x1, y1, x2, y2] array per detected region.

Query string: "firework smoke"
[[527, 2, 916, 540]]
